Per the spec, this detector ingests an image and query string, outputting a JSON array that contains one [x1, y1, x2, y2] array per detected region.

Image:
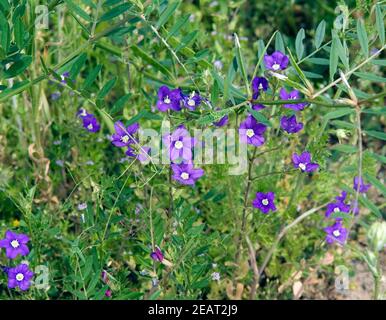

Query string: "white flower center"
[[333, 230, 341, 237], [79, 109, 87, 116], [246, 129, 255, 138], [164, 96, 171, 104], [87, 124, 93, 130], [174, 141, 184, 149], [16, 273, 24, 281], [333, 207, 340, 213], [187, 99, 196, 107], [272, 63, 280, 70], [299, 163, 306, 171], [121, 135, 129, 143], [11, 240, 20, 248], [258, 83, 263, 90], [262, 199, 269, 206], [180, 172, 189, 180]]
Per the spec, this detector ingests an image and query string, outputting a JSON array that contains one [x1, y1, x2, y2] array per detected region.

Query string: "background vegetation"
[[0, 0, 385, 300]]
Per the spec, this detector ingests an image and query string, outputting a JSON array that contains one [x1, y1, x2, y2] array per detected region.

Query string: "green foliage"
[[0, 0, 385, 301]]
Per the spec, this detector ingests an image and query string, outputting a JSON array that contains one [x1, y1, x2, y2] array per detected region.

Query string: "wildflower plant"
[[0, 0, 385, 301]]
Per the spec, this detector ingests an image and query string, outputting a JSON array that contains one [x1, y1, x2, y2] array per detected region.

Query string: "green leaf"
[[175, 30, 198, 52], [308, 57, 329, 65], [65, 0, 92, 22], [354, 72, 386, 83], [295, 28, 305, 60], [0, 0, 10, 13], [375, 4, 385, 45], [331, 144, 357, 153], [131, 45, 173, 79], [247, 105, 272, 127], [83, 64, 102, 90], [323, 108, 355, 121], [331, 120, 356, 129], [156, 1, 181, 29], [257, 39, 266, 72], [224, 57, 237, 103], [69, 53, 87, 81], [359, 195, 381, 218], [3, 55, 32, 79], [234, 33, 249, 96], [111, 93, 131, 114], [0, 11, 10, 53], [97, 77, 117, 100], [364, 173, 386, 197], [371, 59, 386, 66], [357, 19, 368, 57], [367, 151, 386, 164], [100, 2, 131, 22], [314, 20, 326, 49], [365, 130, 386, 141], [275, 32, 285, 53], [329, 40, 338, 80], [13, 17, 25, 49], [287, 49, 312, 89], [166, 14, 190, 40]]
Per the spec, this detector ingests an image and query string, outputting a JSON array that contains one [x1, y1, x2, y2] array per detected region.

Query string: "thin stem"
[[234, 148, 257, 271], [312, 45, 386, 99], [257, 202, 329, 281]]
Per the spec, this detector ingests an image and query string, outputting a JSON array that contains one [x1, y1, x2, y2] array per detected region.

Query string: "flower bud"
[[367, 221, 386, 252]]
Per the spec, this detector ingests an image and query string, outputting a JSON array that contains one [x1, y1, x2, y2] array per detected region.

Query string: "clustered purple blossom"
[[279, 88, 307, 111], [323, 177, 371, 245], [156, 86, 202, 112], [77, 108, 100, 133], [239, 114, 267, 147], [280, 115, 303, 134], [0, 230, 34, 291], [292, 151, 319, 173]]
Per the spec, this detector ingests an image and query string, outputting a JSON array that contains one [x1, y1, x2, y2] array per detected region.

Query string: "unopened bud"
[[368, 221, 386, 252]]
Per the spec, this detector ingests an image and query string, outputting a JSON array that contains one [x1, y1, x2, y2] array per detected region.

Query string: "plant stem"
[[257, 202, 329, 281]]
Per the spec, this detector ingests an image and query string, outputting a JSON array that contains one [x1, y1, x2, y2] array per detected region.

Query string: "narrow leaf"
[[314, 20, 326, 49], [295, 28, 305, 60]]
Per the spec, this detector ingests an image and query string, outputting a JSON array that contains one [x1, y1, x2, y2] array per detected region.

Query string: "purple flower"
[[137, 146, 151, 163], [213, 115, 229, 127], [111, 121, 139, 148], [156, 86, 183, 112], [77, 108, 89, 118], [60, 71, 70, 85], [325, 201, 351, 218], [324, 221, 348, 245], [239, 115, 267, 147], [171, 163, 204, 185], [0, 230, 30, 259], [125, 147, 136, 157], [264, 51, 289, 71], [105, 289, 112, 298], [280, 115, 303, 134], [82, 114, 100, 133], [150, 247, 164, 262], [7, 263, 34, 291], [279, 88, 307, 111], [353, 176, 371, 193], [252, 104, 266, 111], [51, 91, 61, 101], [252, 192, 277, 214], [163, 126, 195, 162], [252, 77, 268, 99], [183, 91, 201, 110], [292, 151, 319, 172]]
